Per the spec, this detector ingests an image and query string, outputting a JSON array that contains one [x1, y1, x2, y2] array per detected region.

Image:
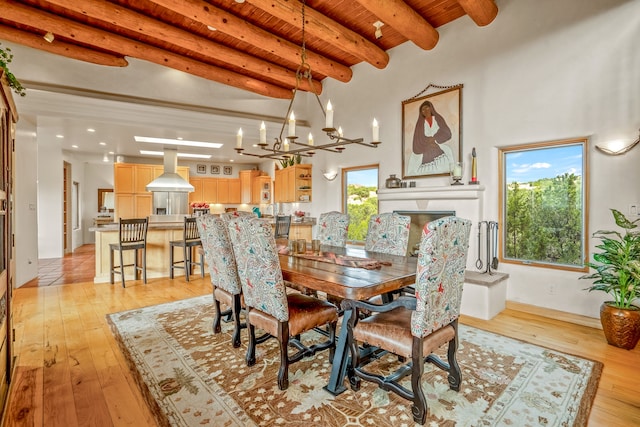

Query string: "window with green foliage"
[[498, 138, 588, 271], [342, 165, 379, 243]]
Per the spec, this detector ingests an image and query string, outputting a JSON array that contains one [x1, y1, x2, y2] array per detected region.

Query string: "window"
[[498, 138, 589, 271], [342, 165, 379, 244]]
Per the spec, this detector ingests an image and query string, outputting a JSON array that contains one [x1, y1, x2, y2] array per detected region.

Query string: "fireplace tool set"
[[475, 221, 499, 274]]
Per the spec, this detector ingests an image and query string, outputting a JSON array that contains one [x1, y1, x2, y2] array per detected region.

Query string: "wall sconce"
[[43, 31, 55, 43], [322, 170, 338, 181], [596, 129, 639, 155]]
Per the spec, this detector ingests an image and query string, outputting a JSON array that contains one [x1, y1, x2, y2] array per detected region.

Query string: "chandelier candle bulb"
[[372, 118, 379, 141], [308, 132, 314, 146], [338, 126, 343, 137], [288, 112, 296, 137], [325, 100, 334, 129], [236, 128, 243, 148], [259, 121, 266, 144]]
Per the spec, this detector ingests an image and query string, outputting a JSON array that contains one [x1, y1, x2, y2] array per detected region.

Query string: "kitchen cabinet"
[[240, 170, 262, 204], [134, 164, 154, 193], [275, 164, 312, 203], [115, 194, 153, 219], [114, 163, 135, 193], [254, 175, 271, 204]]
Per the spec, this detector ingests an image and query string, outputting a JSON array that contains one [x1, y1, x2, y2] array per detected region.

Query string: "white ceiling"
[[8, 41, 314, 164]]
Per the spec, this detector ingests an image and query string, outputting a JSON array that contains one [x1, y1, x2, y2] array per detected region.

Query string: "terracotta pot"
[[599, 302, 640, 350]]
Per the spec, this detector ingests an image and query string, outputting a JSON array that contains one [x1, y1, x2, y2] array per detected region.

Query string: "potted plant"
[[0, 43, 26, 97], [581, 208, 640, 349]]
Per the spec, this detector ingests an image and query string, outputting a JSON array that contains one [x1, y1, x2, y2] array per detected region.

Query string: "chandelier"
[[234, 0, 381, 160]]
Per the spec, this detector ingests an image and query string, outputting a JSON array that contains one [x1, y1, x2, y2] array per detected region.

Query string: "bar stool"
[[274, 214, 292, 239], [170, 216, 204, 282], [109, 217, 149, 288]]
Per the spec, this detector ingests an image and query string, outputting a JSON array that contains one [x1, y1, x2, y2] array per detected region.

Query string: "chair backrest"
[[364, 212, 411, 256], [274, 215, 292, 239], [196, 215, 242, 295], [317, 211, 350, 247], [411, 216, 472, 338], [118, 217, 148, 245], [184, 216, 200, 241], [220, 210, 257, 221], [227, 215, 289, 321]]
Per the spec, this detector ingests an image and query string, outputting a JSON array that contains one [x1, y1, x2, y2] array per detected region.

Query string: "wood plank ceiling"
[[0, 0, 498, 99]]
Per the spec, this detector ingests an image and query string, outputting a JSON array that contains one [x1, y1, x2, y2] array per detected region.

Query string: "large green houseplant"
[[581, 209, 640, 349]]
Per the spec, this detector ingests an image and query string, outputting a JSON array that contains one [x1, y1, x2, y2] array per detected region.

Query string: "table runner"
[[278, 245, 391, 269]]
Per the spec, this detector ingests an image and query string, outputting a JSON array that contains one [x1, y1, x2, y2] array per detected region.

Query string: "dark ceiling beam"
[[0, 0, 294, 98], [0, 24, 129, 67], [39, 0, 321, 93], [457, 0, 498, 26], [152, 0, 352, 83], [245, 0, 390, 69], [354, 0, 439, 50]]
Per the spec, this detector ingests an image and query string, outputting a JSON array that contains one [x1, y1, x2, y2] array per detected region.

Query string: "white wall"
[[36, 134, 64, 259], [311, 0, 640, 319]]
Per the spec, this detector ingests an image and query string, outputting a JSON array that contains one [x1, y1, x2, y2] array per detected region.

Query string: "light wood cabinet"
[[203, 178, 218, 202], [254, 175, 271, 204], [134, 164, 154, 193], [240, 170, 262, 204], [275, 164, 312, 203], [114, 163, 135, 194], [115, 194, 153, 219], [189, 178, 204, 205]]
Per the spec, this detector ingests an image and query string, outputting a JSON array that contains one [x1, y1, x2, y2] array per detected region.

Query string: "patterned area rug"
[[107, 295, 602, 427]]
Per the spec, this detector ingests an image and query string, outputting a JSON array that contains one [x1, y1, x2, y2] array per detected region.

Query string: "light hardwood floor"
[[3, 276, 640, 426]]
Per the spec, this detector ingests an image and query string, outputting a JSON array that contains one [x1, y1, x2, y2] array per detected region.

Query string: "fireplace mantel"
[[377, 185, 485, 202]]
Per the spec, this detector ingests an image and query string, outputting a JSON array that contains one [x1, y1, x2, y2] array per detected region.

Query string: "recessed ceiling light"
[[134, 136, 222, 149], [230, 159, 234, 162], [56, 134, 64, 139], [99, 142, 107, 146], [87, 128, 96, 133], [71, 144, 78, 148], [108, 151, 114, 154], [177, 137, 183, 140], [139, 150, 212, 159]]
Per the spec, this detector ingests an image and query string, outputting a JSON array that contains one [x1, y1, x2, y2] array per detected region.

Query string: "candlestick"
[[259, 121, 266, 144], [372, 118, 379, 141], [325, 100, 333, 129], [236, 128, 243, 148], [288, 112, 296, 137]]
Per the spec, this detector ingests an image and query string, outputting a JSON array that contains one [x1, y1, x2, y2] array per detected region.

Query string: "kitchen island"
[[92, 215, 316, 283]]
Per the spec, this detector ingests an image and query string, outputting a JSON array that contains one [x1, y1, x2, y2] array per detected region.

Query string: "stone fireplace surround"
[[377, 185, 508, 320]]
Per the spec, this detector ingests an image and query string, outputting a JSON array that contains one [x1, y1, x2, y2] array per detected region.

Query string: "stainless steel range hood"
[[145, 148, 194, 192]]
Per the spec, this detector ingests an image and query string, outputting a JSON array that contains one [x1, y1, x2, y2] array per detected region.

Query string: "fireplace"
[[394, 210, 455, 256]]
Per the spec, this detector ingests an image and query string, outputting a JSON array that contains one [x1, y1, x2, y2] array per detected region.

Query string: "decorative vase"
[[599, 302, 640, 350]]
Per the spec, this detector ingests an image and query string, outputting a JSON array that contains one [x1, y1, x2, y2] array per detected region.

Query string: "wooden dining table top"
[[278, 244, 418, 301]]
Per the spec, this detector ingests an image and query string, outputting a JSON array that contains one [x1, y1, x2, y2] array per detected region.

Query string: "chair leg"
[[109, 248, 115, 284], [411, 338, 427, 425], [199, 247, 205, 278], [169, 245, 175, 279], [246, 322, 257, 367], [184, 245, 190, 282], [133, 249, 139, 281], [142, 246, 147, 284], [277, 321, 289, 390], [446, 329, 461, 391], [213, 296, 223, 334], [119, 249, 125, 288], [231, 295, 242, 348]]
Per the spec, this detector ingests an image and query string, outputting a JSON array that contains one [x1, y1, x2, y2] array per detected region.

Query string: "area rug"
[[107, 295, 602, 427]]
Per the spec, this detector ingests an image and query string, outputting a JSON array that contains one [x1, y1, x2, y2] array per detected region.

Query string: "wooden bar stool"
[[170, 216, 204, 282], [109, 217, 149, 288]]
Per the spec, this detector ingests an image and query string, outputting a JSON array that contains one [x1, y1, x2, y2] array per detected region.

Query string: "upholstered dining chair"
[[317, 211, 350, 247], [169, 216, 204, 282], [220, 210, 256, 221], [273, 214, 292, 239], [364, 212, 411, 256], [343, 216, 472, 425], [109, 217, 149, 288], [196, 214, 244, 347], [227, 215, 339, 390]]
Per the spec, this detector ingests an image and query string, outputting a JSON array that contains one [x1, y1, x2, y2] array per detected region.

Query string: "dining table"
[[278, 243, 418, 395]]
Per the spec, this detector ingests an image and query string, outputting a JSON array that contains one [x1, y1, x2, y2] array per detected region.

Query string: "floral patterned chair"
[[343, 216, 472, 425], [364, 212, 411, 256], [196, 214, 244, 348], [227, 215, 339, 390], [317, 211, 350, 247]]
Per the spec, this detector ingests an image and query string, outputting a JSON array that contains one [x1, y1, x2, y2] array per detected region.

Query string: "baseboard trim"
[[506, 301, 602, 330]]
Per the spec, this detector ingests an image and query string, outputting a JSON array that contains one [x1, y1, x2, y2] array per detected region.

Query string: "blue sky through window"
[[348, 168, 378, 187], [505, 144, 582, 183]]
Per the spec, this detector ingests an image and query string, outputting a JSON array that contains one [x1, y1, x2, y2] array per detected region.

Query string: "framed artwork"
[[401, 85, 462, 179], [223, 166, 232, 175], [197, 164, 206, 174], [211, 165, 220, 174]]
